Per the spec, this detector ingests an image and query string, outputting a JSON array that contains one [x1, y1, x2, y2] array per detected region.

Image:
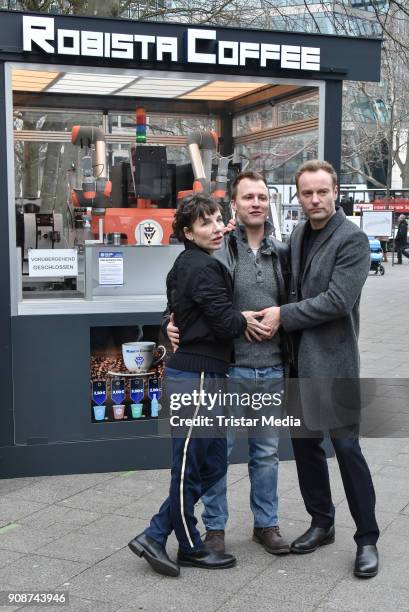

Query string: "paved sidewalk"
[[0, 260, 408, 611]]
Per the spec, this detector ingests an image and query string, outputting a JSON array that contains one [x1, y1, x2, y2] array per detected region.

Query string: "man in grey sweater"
[[167, 171, 290, 556]]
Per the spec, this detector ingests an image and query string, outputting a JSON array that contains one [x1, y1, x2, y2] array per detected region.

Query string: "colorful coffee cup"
[[93, 405, 106, 421], [131, 403, 143, 418], [113, 404, 125, 420]]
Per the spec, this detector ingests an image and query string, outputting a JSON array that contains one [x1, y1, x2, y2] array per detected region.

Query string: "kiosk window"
[[276, 94, 319, 124], [235, 130, 318, 184]]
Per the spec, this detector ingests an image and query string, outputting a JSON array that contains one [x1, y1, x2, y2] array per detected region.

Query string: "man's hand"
[[257, 306, 281, 339], [167, 313, 180, 351], [223, 216, 236, 234], [242, 310, 273, 342]]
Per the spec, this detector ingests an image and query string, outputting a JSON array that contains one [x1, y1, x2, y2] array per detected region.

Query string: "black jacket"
[[166, 241, 247, 373], [396, 219, 408, 245]]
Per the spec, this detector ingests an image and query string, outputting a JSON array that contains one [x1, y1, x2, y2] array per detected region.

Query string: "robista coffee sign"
[[22, 15, 320, 72]]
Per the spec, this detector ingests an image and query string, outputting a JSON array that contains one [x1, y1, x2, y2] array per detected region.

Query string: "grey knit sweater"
[[232, 231, 282, 368]]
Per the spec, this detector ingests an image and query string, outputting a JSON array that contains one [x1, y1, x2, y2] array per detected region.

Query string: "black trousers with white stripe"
[[145, 369, 227, 553]]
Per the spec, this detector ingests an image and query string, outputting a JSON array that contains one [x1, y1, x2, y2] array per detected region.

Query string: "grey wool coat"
[[280, 207, 370, 430], [281, 207, 370, 378]]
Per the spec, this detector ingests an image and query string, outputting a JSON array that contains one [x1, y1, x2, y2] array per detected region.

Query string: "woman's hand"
[[241, 310, 273, 342], [167, 313, 180, 351], [223, 217, 236, 234]]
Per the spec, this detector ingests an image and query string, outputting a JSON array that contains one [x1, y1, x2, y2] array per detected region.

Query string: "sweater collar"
[[233, 219, 276, 255]]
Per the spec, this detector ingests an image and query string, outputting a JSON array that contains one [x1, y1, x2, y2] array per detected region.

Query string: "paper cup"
[[93, 405, 106, 421], [131, 403, 143, 419], [113, 404, 125, 420]]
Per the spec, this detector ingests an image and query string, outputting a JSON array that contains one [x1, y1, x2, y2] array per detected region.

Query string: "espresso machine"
[[16, 199, 64, 260]]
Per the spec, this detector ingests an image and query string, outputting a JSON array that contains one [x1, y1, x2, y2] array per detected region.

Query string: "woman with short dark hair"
[[128, 193, 267, 577]]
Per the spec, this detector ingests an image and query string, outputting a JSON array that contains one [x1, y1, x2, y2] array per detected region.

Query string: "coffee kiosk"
[[0, 9, 381, 477]]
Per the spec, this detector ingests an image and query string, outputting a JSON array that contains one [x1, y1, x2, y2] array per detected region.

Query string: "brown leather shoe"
[[204, 530, 225, 553], [253, 526, 290, 555]]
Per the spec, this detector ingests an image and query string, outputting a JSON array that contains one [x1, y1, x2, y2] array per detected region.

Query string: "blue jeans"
[[201, 364, 283, 530]]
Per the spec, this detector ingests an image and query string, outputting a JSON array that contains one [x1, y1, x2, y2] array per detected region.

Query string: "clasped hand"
[[166, 307, 280, 351], [242, 306, 281, 342]]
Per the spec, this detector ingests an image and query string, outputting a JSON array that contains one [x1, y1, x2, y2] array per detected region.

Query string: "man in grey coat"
[[265, 160, 379, 578]]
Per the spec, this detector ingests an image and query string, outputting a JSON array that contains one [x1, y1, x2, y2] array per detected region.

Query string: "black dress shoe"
[[291, 525, 335, 554], [354, 544, 378, 578], [128, 532, 179, 577], [177, 547, 236, 569]]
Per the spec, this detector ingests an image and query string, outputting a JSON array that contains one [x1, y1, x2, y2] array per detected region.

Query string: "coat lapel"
[[301, 207, 346, 285], [290, 221, 305, 293]]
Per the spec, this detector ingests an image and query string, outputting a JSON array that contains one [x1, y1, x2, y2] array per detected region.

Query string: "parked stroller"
[[368, 236, 385, 275]]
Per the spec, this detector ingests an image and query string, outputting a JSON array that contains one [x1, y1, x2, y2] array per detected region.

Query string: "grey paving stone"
[[269, 547, 353, 575], [0, 477, 42, 496], [36, 532, 123, 564], [56, 489, 136, 514], [317, 580, 409, 611], [2, 474, 118, 505], [0, 524, 63, 554], [382, 452, 409, 468], [376, 464, 409, 483], [115, 488, 172, 520], [400, 502, 409, 516], [65, 552, 158, 605], [0, 498, 48, 527], [377, 532, 409, 557], [0, 555, 88, 590], [92, 477, 157, 501], [0, 549, 25, 569], [117, 467, 171, 482], [218, 593, 316, 612], [17, 505, 100, 534], [116, 593, 204, 612], [233, 564, 345, 607], [382, 514, 409, 539], [117, 557, 274, 611], [76, 514, 147, 545]]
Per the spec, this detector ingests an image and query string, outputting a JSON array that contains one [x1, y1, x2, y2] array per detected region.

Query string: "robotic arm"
[[70, 126, 112, 209]]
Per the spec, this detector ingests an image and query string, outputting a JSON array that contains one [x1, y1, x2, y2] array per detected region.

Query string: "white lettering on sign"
[[28, 249, 78, 277], [187, 28, 217, 64], [218, 41, 238, 66], [57, 28, 80, 55], [111, 33, 133, 59], [22, 16, 321, 71]]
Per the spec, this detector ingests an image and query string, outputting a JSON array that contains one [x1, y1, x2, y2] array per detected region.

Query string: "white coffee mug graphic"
[[122, 341, 166, 373]]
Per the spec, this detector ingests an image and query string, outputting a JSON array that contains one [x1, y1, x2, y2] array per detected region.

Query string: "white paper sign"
[[362, 211, 393, 237], [28, 249, 78, 277], [98, 251, 124, 285]]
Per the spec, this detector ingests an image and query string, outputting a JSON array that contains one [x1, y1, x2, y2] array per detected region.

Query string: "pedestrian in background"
[[395, 214, 409, 264]]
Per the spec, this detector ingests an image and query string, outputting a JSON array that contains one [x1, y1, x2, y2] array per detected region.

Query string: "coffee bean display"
[[91, 352, 164, 382], [90, 355, 124, 381]]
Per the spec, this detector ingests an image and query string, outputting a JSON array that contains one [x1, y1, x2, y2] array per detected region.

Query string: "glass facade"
[[235, 130, 318, 184]]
